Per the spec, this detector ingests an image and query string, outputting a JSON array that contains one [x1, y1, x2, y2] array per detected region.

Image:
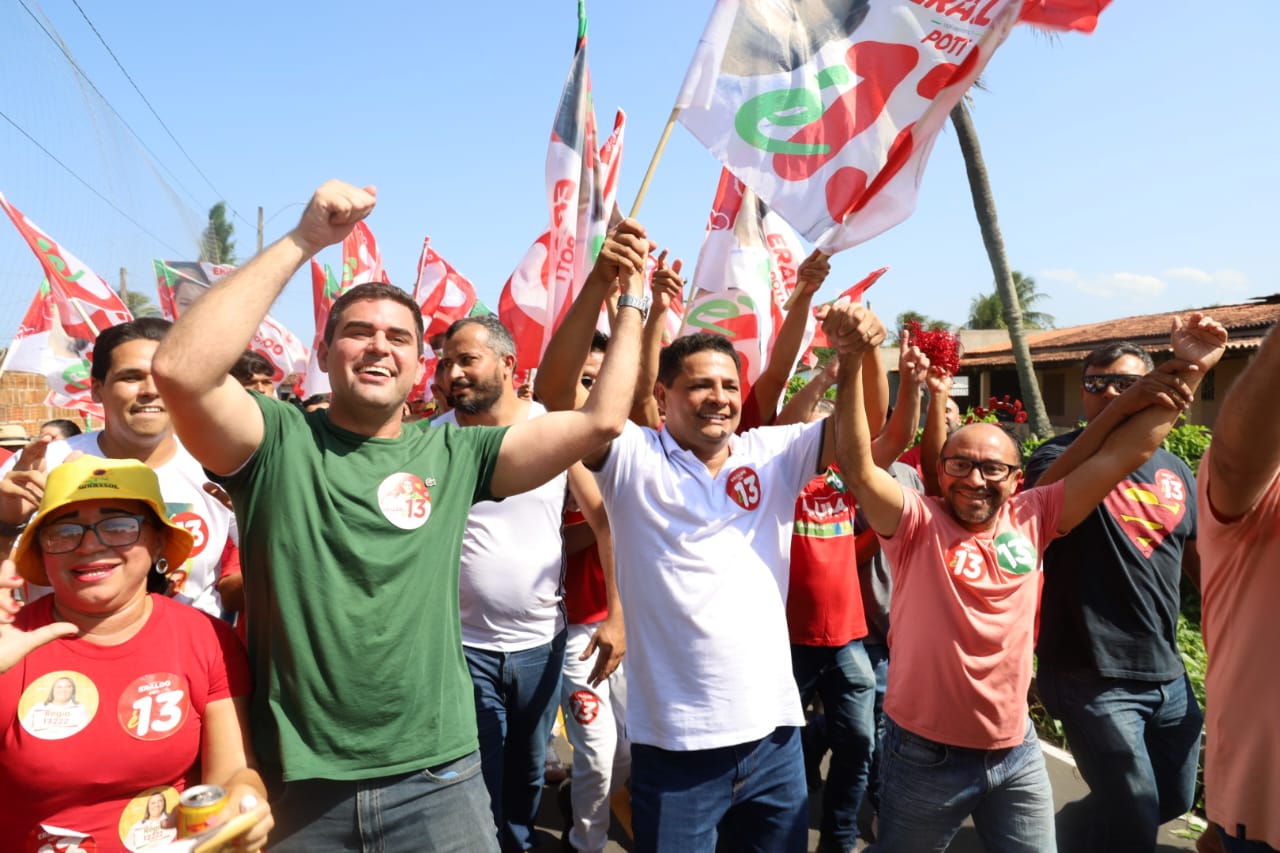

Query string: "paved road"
[[534, 738, 1203, 851]]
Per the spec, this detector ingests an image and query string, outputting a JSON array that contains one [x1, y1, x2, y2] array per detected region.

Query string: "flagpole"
[[628, 107, 680, 219]]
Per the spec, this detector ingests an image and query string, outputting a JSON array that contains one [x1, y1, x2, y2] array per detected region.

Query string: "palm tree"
[[950, 100, 1052, 438], [967, 271, 1055, 330], [117, 286, 162, 318]]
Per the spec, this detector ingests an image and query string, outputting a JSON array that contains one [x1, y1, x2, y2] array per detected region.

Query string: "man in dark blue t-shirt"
[[1026, 341, 1202, 853]]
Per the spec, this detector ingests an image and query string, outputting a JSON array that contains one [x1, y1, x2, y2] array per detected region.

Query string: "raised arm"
[[1207, 319, 1280, 519], [631, 252, 683, 429], [489, 220, 650, 497], [774, 358, 837, 427], [751, 250, 828, 423], [1058, 314, 1227, 533], [871, 335, 927, 468], [534, 254, 616, 413], [918, 368, 952, 497], [824, 303, 906, 532], [152, 181, 377, 474]]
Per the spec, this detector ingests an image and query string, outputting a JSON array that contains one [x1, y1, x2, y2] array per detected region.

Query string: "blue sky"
[[1, 1, 1274, 352]]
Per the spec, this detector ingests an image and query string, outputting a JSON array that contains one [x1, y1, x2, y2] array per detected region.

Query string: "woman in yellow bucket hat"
[[0, 455, 273, 851]]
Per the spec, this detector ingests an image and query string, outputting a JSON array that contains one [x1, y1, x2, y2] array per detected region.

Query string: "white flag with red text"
[[675, 0, 1110, 253]]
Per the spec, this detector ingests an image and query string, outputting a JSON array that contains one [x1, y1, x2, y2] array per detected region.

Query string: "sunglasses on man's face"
[[1082, 373, 1141, 395]]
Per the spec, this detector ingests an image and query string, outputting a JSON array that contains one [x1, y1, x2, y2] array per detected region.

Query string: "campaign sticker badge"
[[118, 673, 191, 741], [169, 511, 211, 558], [18, 670, 98, 740], [569, 690, 600, 725], [726, 466, 762, 511], [377, 472, 433, 530], [118, 787, 179, 852], [994, 532, 1037, 576]]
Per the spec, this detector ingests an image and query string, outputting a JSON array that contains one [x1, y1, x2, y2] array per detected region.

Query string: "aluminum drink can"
[[178, 784, 228, 836]]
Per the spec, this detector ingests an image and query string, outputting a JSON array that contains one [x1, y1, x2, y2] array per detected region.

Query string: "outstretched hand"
[[0, 564, 78, 675], [291, 181, 378, 255], [1171, 312, 1228, 372], [897, 329, 930, 387], [651, 251, 684, 313], [0, 434, 52, 524]]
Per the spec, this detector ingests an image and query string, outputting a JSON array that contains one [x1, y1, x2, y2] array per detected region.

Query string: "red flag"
[[0, 279, 102, 419], [0, 191, 132, 339], [674, 1, 1110, 253], [804, 267, 889, 356], [339, 221, 388, 288], [413, 237, 478, 339]]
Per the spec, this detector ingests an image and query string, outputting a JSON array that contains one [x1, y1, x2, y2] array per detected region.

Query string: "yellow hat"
[[13, 455, 195, 586]]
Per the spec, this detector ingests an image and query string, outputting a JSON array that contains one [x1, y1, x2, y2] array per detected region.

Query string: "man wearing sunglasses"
[[1026, 342, 1204, 851], [833, 314, 1226, 851]]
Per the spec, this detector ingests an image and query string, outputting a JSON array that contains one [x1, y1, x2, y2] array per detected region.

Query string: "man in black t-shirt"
[[1026, 341, 1202, 853]]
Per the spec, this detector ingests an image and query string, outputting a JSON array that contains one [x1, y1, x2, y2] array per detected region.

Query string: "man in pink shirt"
[[833, 314, 1226, 851], [1197, 318, 1280, 853]]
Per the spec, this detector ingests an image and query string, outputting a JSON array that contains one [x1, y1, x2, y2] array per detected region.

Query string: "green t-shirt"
[[214, 397, 507, 782]]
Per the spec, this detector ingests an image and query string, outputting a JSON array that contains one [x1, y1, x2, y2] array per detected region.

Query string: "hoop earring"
[[152, 557, 170, 577]]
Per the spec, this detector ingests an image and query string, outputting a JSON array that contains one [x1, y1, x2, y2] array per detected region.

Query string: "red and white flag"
[[339, 221, 388, 289], [675, 0, 1110, 254], [804, 266, 889, 358], [297, 260, 343, 399], [683, 171, 810, 395], [152, 259, 308, 384], [413, 237, 478, 339], [0, 279, 104, 418], [0, 192, 137, 417], [500, 1, 625, 372]]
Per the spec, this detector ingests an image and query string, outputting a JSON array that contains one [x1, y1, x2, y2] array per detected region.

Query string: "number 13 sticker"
[[726, 466, 762, 511], [118, 672, 191, 741]]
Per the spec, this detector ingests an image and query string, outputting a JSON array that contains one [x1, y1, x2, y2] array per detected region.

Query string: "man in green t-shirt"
[[152, 180, 653, 852]]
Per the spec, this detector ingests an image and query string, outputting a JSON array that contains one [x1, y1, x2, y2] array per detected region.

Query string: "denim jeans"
[[870, 716, 1056, 853], [1037, 667, 1203, 851], [465, 630, 567, 851], [1216, 825, 1280, 853], [863, 641, 890, 815], [630, 725, 808, 853], [268, 750, 500, 852], [791, 639, 876, 852]]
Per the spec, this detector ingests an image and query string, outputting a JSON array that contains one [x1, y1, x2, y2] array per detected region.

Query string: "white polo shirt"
[[594, 418, 824, 751]]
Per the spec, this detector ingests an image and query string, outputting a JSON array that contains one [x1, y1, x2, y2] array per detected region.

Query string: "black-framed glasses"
[[1082, 373, 1141, 395], [940, 456, 1017, 482], [38, 514, 148, 554]]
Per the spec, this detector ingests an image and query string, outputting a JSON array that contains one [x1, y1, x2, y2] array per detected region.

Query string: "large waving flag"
[[339, 221, 388, 289], [683, 172, 809, 395], [413, 237, 478, 339], [500, 0, 625, 372], [297, 260, 343, 398], [0, 191, 133, 339], [674, 0, 1110, 254], [0, 280, 103, 418], [0, 192, 136, 417], [152, 260, 309, 385]]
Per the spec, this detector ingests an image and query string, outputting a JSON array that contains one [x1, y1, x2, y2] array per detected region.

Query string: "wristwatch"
[[617, 294, 651, 322]]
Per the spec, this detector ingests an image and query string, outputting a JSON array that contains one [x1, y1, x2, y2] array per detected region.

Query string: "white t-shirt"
[[437, 403, 567, 651], [594, 419, 824, 751], [3, 433, 233, 618]]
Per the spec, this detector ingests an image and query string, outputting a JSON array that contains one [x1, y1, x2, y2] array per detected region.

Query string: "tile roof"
[[961, 297, 1280, 368]]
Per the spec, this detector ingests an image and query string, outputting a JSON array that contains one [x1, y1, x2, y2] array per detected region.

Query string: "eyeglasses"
[[38, 514, 149, 554], [1082, 373, 1141, 395], [940, 456, 1018, 482]]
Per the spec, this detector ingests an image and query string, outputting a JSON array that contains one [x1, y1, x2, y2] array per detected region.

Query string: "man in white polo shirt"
[[583, 303, 884, 853]]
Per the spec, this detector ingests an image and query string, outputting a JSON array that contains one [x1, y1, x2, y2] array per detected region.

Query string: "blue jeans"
[[870, 716, 1055, 853], [1216, 825, 1279, 853], [268, 750, 499, 852], [864, 642, 890, 815], [1037, 667, 1203, 851], [791, 640, 876, 851], [631, 726, 808, 853], [465, 630, 566, 851]]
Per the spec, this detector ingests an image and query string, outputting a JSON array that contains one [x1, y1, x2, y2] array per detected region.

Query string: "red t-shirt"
[[0, 594, 251, 853], [787, 468, 878, 646], [563, 508, 608, 625]]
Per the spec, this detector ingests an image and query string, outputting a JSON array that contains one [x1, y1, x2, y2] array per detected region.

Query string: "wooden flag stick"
[[628, 107, 681, 219]]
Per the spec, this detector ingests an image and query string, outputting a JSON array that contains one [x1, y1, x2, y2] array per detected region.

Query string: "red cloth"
[[563, 509, 608, 625], [787, 469, 871, 646]]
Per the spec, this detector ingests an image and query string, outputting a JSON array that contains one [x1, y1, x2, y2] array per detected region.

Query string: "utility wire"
[[15, 0, 210, 219], [67, 0, 254, 228], [0, 107, 188, 256]]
